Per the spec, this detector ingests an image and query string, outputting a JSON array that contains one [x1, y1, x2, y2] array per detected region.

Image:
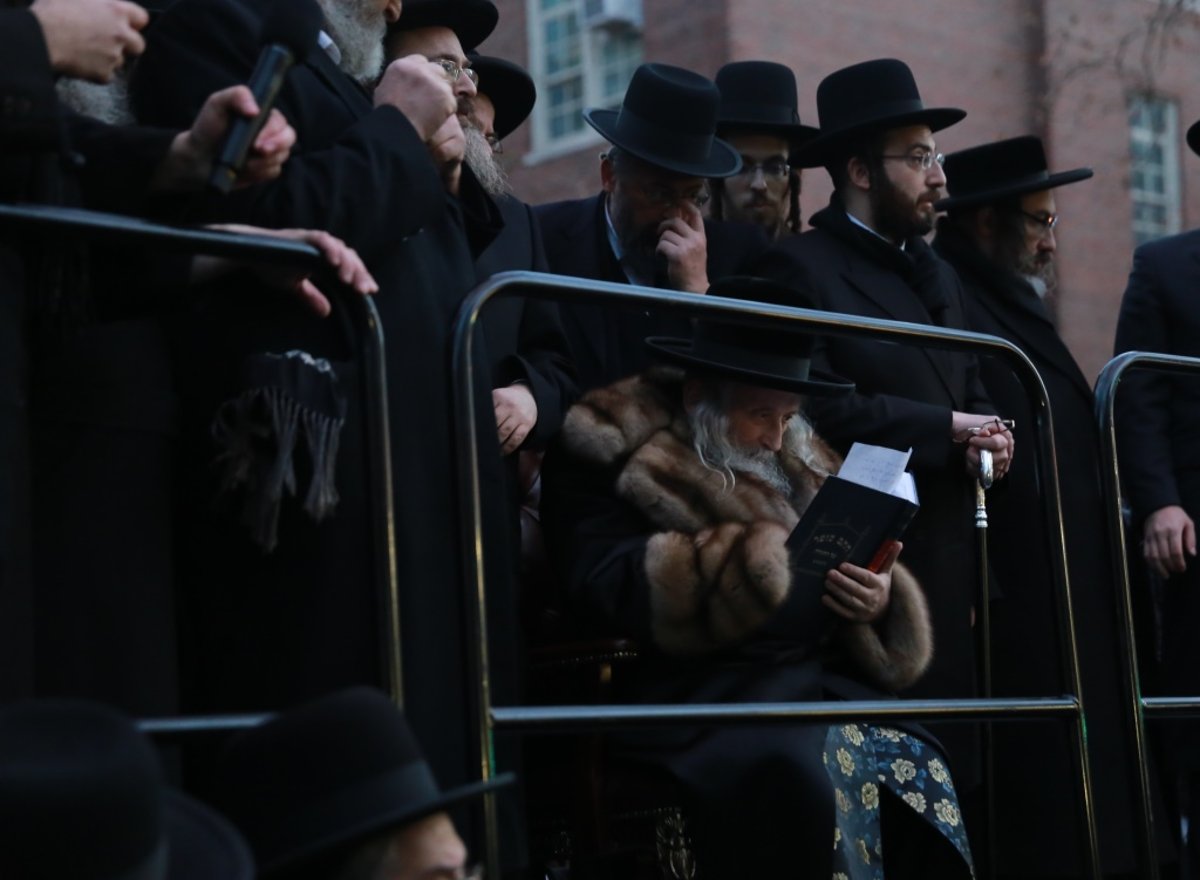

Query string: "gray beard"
[[725, 448, 795, 497], [688, 398, 799, 498], [463, 124, 512, 197], [55, 76, 133, 124], [317, 0, 385, 85]]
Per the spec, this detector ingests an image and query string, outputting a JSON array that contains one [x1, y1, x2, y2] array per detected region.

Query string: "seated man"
[[540, 277, 975, 878], [213, 687, 512, 880]]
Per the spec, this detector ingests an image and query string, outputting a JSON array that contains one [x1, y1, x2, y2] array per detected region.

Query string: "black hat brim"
[[165, 790, 255, 880], [645, 337, 855, 396], [1188, 118, 1200, 158], [795, 107, 967, 169], [259, 774, 516, 875], [585, 109, 743, 179], [471, 56, 536, 141], [387, 1, 498, 52], [934, 166, 1093, 212]]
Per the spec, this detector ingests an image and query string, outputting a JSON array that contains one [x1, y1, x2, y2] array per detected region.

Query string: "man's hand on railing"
[[192, 226, 378, 318]]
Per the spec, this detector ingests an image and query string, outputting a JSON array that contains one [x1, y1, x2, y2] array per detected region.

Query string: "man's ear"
[[600, 153, 617, 194], [973, 206, 998, 243], [846, 155, 872, 192], [681, 377, 705, 414]]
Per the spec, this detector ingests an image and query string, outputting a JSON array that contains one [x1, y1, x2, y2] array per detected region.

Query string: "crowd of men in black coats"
[[4, 0, 1200, 876]]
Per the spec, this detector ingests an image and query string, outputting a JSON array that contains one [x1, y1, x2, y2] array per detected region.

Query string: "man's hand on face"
[[153, 86, 296, 193], [426, 113, 465, 195], [373, 55, 457, 143], [30, 0, 147, 82], [657, 200, 709, 294], [493, 384, 538, 455], [1142, 504, 1197, 579]]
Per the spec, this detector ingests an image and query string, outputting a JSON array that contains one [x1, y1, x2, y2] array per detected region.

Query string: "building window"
[[1128, 95, 1181, 247], [527, 0, 643, 156]]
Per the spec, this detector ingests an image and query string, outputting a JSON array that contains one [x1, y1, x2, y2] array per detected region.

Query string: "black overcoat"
[[130, 0, 505, 790], [1115, 230, 1200, 702], [533, 193, 774, 391], [936, 223, 1159, 875], [769, 202, 993, 788]]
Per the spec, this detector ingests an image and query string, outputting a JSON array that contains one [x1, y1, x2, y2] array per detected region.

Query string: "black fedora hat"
[[0, 700, 254, 880], [469, 53, 536, 141], [216, 687, 514, 875], [646, 277, 855, 396], [1188, 117, 1200, 158], [796, 58, 966, 169], [934, 135, 1092, 212], [715, 61, 818, 157], [387, 0, 498, 52], [585, 63, 742, 178]]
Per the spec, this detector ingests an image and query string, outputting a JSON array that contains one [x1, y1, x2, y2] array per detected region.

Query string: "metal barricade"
[[0, 201, 404, 702], [452, 270, 1100, 879], [1094, 350, 1200, 880]]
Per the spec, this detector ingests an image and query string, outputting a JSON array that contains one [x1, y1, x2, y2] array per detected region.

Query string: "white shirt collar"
[[845, 209, 906, 251], [318, 31, 341, 66]]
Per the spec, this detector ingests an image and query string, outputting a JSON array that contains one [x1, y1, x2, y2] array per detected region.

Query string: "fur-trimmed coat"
[[542, 366, 933, 693]]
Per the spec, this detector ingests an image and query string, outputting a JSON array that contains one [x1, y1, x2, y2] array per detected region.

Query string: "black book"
[[786, 444, 920, 576]]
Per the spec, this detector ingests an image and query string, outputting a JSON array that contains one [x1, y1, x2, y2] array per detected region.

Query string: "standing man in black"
[[1115, 116, 1200, 876], [130, 0, 507, 795], [535, 63, 775, 392], [934, 136, 1159, 879], [772, 58, 1014, 806], [709, 60, 816, 241]]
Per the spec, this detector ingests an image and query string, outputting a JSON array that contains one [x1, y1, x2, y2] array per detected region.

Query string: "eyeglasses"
[[638, 182, 711, 209], [1019, 210, 1058, 232], [736, 157, 791, 179], [879, 150, 945, 172], [434, 57, 479, 86]]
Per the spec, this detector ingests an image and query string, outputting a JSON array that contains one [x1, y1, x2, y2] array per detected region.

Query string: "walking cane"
[[977, 448, 997, 879]]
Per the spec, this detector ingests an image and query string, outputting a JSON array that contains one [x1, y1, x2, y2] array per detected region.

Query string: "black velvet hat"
[[795, 58, 966, 168], [469, 53, 536, 141], [0, 700, 254, 880], [585, 63, 742, 178], [646, 277, 855, 396], [934, 135, 1092, 212], [216, 688, 514, 875], [715, 61, 818, 156], [1188, 117, 1200, 158], [387, 0, 498, 52]]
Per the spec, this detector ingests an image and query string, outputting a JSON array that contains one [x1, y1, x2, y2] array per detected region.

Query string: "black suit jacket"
[[130, 0, 505, 789], [1114, 229, 1200, 521], [534, 193, 774, 390]]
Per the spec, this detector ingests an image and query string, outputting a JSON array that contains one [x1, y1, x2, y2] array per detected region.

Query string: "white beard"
[[316, 0, 386, 85], [463, 124, 512, 197], [55, 76, 133, 125]]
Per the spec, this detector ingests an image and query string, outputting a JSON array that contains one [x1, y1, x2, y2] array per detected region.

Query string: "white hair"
[[463, 124, 512, 197], [316, 0, 386, 85]]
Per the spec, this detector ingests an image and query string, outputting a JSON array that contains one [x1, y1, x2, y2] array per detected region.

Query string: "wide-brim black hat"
[[585, 63, 742, 178], [934, 135, 1092, 212], [387, 0, 498, 52], [0, 700, 254, 880], [645, 277, 855, 396], [217, 688, 514, 875], [796, 58, 965, 169], [1188, 117, 1200, 158], [469, 53, 536, 141], [715, 61, 818, 158]]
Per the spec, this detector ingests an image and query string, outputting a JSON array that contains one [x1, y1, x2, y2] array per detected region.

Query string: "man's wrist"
[[151, 130, 209, 193]]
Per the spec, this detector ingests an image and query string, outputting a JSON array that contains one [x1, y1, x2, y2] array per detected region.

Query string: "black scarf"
[[809, 195, 952, 326]]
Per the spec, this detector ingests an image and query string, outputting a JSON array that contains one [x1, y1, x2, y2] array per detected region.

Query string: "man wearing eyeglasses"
[[768, 59, 1014, 818], [535, 62, 782, 391], [708, 61, 817, 240], [932, 136, 1154, 880]]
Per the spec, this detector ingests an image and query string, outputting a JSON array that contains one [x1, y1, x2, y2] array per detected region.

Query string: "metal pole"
[[976, 450, 996, 879]]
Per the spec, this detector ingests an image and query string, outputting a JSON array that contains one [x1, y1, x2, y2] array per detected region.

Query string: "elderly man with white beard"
[[540, 276, 976, 878], [128, 0, 513, 798]]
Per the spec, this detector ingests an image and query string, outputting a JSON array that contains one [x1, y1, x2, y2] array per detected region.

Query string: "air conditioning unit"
[[582, 0, 643, 32]]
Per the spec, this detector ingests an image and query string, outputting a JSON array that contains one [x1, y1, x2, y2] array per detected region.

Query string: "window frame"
[[1127, 93, 1182, 247]]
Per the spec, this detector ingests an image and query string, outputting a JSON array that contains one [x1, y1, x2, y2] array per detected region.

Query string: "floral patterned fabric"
[[823, 723, 975, 879]]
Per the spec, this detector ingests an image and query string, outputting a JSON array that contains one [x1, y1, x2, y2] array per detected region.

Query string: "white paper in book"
[[837, 442, 919, 505]]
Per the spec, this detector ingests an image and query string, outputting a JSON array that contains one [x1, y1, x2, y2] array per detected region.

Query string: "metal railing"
[[452, 270, 1100, 879], [1094, 350, 1200, 879], [0, 201, 404, 702]]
